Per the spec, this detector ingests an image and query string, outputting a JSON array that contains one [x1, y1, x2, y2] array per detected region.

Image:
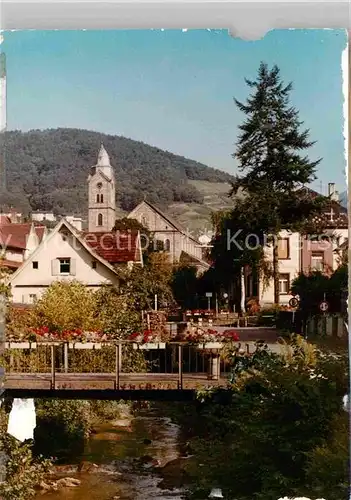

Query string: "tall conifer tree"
[[232, 62, 326, 304]]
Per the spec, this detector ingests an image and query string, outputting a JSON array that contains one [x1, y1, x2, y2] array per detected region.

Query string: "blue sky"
[[1, 29, 347, 193]]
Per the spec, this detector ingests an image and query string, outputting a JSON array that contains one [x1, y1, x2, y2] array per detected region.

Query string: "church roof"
[[179, 251, 211, 270], [83, 231, 143, 264], [132, 200, 200, 244]]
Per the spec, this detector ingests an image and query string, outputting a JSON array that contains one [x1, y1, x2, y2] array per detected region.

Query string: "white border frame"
[[0, 1, 350, 40]]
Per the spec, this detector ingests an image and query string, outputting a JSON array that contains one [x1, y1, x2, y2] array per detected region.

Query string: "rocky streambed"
[[35, 405, 189, 500]]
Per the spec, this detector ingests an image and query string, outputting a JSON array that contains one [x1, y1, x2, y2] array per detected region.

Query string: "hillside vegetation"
[[1, 128, 235, 218]]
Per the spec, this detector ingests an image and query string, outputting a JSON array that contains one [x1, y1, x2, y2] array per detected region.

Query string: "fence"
[[2, 341, 252, 390], [306, 314, 346, 338]]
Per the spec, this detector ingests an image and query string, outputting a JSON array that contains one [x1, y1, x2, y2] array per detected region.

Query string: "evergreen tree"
[[231, 62, 326, 303]]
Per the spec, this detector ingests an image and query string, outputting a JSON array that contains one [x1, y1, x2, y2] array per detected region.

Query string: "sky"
[[1, 29, 348, 194]]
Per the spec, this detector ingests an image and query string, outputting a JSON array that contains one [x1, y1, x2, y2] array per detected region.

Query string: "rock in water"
[[209, 488, 223, 498]]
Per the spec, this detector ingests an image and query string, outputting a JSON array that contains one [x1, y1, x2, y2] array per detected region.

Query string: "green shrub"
[[33, 400, 92, 462], [0, 405, 52, 500]]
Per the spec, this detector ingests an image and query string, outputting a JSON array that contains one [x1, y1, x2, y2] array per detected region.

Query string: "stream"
[[35, 404, 189, 500]]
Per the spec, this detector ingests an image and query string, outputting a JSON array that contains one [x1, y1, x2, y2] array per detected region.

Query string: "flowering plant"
[[128, 329, 163, 344], [29, 327, 106, 342], [185, 309, 215, 317], [177, 326, 240, 344]]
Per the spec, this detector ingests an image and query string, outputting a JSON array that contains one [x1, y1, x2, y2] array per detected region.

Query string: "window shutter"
[[51, 259, 59, 276], [70, 258, 76, 276]]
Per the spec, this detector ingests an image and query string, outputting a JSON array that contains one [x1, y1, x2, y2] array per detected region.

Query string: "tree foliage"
[[26, 281, 143, 339], [171, 264, 199, 311], [291, 264, 348, 316], [30, 281, 100, 334], [93, 285, 142, 338], [208, 200, 273, 309], [175, 338, 348, 500], [122, 252, 175, 311]]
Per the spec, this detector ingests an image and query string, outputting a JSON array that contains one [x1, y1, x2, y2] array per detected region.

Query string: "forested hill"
[[2, 128, 235, 216]]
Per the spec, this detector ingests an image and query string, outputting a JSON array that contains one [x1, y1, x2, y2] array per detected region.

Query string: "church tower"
[[87, 144, 116, 232]]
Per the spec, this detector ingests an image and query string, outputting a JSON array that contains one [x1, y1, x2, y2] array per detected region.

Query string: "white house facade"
[[7, 219, 121, 304], [253, 187, 348, 307]]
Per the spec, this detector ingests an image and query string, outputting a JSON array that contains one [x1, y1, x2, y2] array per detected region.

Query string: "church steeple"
[[87, 144, 116, 232], [97, 143, 111, 168]]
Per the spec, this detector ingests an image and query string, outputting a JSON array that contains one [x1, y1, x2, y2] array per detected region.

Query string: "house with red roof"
[[0, 216, 47, 271], [6, 218, 143, 304]]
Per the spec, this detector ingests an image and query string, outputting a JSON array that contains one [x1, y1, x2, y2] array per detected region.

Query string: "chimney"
[[328, 183, 335, 197], [328, 182, 339, 202]]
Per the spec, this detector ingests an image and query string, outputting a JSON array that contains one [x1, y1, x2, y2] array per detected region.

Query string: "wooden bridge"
[[1, 340, 246, 400], [1, 329, 278, 400]]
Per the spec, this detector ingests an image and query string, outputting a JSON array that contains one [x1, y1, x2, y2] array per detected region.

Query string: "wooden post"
[[178, 344, 183, 390], [208, 352, 220, 381], [115, 343, 120, 390], [64, 342, 68, 373], [50, 344, 55, 390], [0, 294, 6, 397]]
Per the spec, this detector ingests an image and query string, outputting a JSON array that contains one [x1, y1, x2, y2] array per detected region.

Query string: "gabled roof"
[[7, 218, 121, 285], [88, 167, 113, 183], [130, 200, 200, 244], [179, 251, 211, 270], [82, 230, 143, 264], [0, 222, 46, 250], [292, 187, 348, 229]]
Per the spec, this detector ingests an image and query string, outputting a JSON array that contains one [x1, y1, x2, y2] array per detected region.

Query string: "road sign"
[[206, 292, 213, 298], [319, 300, 329, 312], [289, 297, 299, 308]]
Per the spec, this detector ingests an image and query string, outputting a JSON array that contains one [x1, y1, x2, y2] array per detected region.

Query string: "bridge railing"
[[2, 341, 247, 389]]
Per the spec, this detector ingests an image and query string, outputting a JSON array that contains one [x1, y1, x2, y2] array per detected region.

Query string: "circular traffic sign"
[[319, 301, 329, 312], [289, 297, 299, 308]]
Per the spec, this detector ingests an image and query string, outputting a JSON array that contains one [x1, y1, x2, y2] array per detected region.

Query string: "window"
[[97, 213, 103, 226], [279, 273, 290, 295], [59, 258, 71, 274], [32, 261, 38, 269], [92, 261, 97, 269], [278, 238, 290, 259], [29, 294, 37, 304], [96, 194, 100, 203], [96, 194, 104, 203], [97, 182, 102, 189], [100, 194, 104, 203], [141, 216, 148, 228], [311, 252, 324, 271], [165, 239, 171, 252]]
